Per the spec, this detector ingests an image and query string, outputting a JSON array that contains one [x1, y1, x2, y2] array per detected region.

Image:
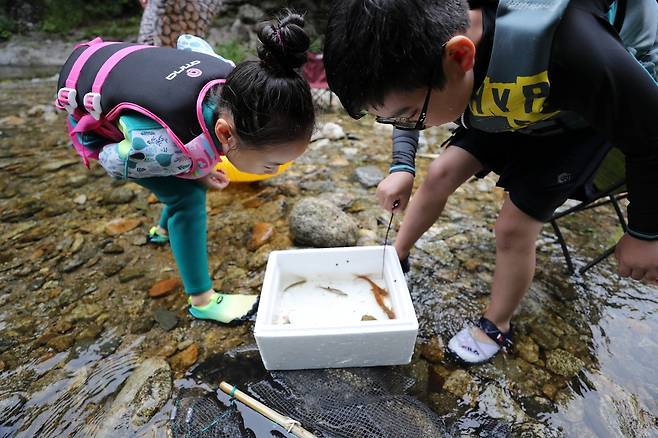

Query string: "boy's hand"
[[376, 172, 414, 212], [199, 169, 229, 190], [615, 234, 658, 284]]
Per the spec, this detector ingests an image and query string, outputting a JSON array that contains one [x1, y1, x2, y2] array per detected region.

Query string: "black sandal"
[[476, 317, 514, 354]]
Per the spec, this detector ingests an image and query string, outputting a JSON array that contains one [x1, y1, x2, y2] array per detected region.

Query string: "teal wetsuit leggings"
[[135, 177, 211, 295]]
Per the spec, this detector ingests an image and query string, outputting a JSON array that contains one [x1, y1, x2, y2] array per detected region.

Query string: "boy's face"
[[369, 36, 476, 129]]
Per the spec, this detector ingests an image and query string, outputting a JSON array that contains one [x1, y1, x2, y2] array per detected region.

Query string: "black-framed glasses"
[[375, 75, 433, 131]]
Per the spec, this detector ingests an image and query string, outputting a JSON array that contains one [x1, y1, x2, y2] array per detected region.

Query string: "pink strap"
[[91, 45, 153, 94], [65, 41, 119, 89], [196, 78, 226, 155]]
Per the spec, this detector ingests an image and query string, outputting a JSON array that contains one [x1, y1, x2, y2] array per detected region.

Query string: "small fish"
[[356, 275, 395, 319], [283, 279, 307, 291], [318, 286, 348, 296]]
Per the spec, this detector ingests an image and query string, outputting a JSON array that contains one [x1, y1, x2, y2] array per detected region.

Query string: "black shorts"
[[449, 127, 612, 222]]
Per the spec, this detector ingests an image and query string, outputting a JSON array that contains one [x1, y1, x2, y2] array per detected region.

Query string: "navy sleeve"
[[390, 128, 419, 175], [550, 4, 658, 239]]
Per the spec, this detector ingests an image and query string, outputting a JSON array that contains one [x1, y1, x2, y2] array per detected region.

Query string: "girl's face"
[[215, 115, 309, 175], [225, 138, 308, 175]]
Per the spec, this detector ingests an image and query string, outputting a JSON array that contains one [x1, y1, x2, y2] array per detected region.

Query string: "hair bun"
[[257, 10, 310, 73]]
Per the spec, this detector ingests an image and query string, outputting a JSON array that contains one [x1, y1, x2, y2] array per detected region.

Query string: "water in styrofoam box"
[[274, 274, 392, 326]]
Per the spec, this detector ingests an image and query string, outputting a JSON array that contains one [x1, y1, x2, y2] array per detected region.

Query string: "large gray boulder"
[[289, 197, 359, 247]]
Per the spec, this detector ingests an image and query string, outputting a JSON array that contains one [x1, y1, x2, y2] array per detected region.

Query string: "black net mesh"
[[249, 368, 449, 438], [170, 391, 254, 438]]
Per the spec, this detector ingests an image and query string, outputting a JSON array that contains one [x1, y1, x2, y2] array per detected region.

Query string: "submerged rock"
[[545, 349, 585, 378], [100, 358, 172, 431], [153, 308, 178, 331], [289, 197, 359, 248]]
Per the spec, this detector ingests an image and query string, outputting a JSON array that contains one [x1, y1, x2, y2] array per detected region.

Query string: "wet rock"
[[102, 243, 124, 254], [47, 333, 75, 352], [420, 337, 445, 363], [42, 158, 79, 171], [0, 337, 17, 354], [517, 336, 540, 364], [512, 421, 563, 437], [289, 197, 359, 247], [130, 318, 155, 334], [545, 349, 585, 378], [542, 383, 558, 400], [70, 233, 85, 254], [148, 278, 181, 298], [321, 122, 345, 140], [132, 235, 148, 246], [61, 256, 86, 273], [443, 369, 478, 402], [103, 187, 135, 205], [0, 198, 45, 222], [154, 308, 178, 331], [478, 384, 528, 423], [102, 260, 126, 277], [100, 358, 172, 430], [248, 222, 274, 251], [0, 393, 26, 424], [170, 343, 199, 372], [354, 166, 385, 188], [248, 244, 271, 270], [0, 115, 26, 126], [105, 218, 142, 235], [119, 267, 144, 283], [428, 364, 451, 393], [76, 324, 102, 341], [531, 327, 560, 350], [68, 303, 104, 322]]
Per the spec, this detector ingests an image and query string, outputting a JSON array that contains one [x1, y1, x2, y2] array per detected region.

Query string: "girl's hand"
[[376, 172, 414, 212], [199, 169, 229, 190], [138, 0, 148, 8]]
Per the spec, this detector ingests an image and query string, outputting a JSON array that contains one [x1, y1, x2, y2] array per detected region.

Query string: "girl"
[[56, 11, 315, 324]]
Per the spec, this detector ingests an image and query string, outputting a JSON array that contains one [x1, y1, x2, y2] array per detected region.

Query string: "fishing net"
[[170, 347, 450, 438], [170, 390, 254, 438], [249, 367, 449, 438]]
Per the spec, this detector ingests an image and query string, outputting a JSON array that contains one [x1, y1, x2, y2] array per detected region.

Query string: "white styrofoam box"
[[254, 246, 418, 370]]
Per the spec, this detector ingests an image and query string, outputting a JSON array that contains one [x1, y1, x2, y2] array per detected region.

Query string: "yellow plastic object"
[[215, 155, 291, 182]]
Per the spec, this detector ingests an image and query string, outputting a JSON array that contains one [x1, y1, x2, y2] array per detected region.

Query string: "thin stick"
[[416, 153, 439, 159], [381, 200, 400, 277], [219, 382, 318, 438]]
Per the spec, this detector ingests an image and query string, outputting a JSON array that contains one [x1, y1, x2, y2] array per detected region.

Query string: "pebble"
[[248, 222, 274, 250], [119, 267, 144, 283], [105, 218, 142, 235], [73, 194, 87, 205], [102, 243, 125, 254], [170, 343, 199, 372], [321, 122, 345, 140], [153, 308, 178, 331], [354, 166, 385, 188], [148, 278, 181, 298], [103, 187, 135, 205], [420, 337, 445, 363]]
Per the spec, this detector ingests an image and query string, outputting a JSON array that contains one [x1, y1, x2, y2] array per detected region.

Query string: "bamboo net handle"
[[219, 381, 318, 438]]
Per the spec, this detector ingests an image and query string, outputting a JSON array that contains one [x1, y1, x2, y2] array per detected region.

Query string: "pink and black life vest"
[[55, 38, 234, 178]]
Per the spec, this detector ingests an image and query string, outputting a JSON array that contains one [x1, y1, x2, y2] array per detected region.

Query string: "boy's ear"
[[215, 118, 234, 154], [444, 35, 476, 72]]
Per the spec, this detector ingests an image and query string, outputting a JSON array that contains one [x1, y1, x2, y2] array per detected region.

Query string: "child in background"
[[56, 11, 315, 324], [323, 0, 658, 363]]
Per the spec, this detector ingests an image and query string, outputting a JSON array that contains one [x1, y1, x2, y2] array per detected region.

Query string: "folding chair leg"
[[550, 220, 575, 273], [610, 195, 627, 231], [579, 245, 616, 274]]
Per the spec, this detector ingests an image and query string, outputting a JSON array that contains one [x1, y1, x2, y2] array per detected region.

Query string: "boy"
[[323, 0, 658, 363]]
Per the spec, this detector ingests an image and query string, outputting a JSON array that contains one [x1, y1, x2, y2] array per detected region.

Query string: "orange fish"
[[356, 275, 395, 319]]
